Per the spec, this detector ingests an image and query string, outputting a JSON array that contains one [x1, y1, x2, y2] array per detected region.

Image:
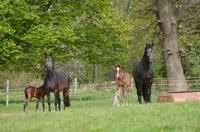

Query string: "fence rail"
[[1, 77, 200, 105], [0, 77, 200, 92]]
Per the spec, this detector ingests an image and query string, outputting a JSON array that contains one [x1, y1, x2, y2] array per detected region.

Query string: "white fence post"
[[6, 80, 9, 107], [74, 77, 78, 93]]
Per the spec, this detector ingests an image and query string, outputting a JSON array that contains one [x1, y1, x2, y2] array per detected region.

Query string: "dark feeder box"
[[157, 91, 200, 103]]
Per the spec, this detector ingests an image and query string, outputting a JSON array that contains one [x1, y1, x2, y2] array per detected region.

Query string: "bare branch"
[[124, 0, 132, 18], [175, 0, 200, 22]]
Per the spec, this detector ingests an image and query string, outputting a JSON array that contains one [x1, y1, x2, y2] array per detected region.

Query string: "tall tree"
[[113, 0, 200, 91], [157, 0, 200, 91]]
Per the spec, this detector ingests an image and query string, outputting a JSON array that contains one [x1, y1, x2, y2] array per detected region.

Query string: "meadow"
[[0, 89, 200, 132]]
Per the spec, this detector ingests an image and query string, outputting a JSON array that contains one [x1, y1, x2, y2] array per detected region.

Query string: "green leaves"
[[0, 39, 22, 64], [0, 0, 133, 72]]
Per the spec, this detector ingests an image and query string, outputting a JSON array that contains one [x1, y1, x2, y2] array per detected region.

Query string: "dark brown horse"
[[44, 53, 71, 111], [113, 64, 133, 106], [132, 42, 154, 104], [23, 85, 46, 113]]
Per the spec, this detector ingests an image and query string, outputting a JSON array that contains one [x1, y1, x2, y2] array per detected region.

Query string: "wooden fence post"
[[6, 80, 9, 107]]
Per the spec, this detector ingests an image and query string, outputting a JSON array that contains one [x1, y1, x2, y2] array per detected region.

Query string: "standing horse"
[[44, 53, 71, 111], [23, 85, 46, 113], [132, 42, 154, 104], [113, 64, 133, 106]]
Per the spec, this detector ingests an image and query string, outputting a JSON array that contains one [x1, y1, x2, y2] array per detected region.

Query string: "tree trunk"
[[157, 0, 188, 91]]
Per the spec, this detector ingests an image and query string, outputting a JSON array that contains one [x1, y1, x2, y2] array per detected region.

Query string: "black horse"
[[44, 53, 71, 111], [132, 42, 154, 103]]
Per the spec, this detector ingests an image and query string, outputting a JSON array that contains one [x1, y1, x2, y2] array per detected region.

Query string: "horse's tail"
[[23, 87, 29, 113], [64, 94, 70, 107], [24, 88, 28, 99]]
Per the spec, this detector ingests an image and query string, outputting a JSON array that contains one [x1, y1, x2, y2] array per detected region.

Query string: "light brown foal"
[[113, 64, 133, 106]]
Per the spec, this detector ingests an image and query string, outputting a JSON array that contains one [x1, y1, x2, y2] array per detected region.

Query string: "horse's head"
[[45, 53, 54, 70], [144, 42, 154, 63], [113, 64, 123, 78]]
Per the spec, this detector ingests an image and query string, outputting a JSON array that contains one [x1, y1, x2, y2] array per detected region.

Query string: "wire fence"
[[0, 77, 200, 105]]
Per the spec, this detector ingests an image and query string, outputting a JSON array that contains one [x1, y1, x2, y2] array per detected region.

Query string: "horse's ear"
[[117, 64, 121, 68], [112, 65, 116, 70], [152, 43, 154, 47], [116, 64, 121, 68]]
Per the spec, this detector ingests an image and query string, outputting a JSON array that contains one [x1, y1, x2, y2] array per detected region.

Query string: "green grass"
[[0, 90, 200, 132]]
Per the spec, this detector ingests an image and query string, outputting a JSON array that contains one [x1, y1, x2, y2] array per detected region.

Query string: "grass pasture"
[[0, 90, 200, 132]]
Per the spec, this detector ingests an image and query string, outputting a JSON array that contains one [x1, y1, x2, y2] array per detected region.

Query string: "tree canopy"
[[0, 0, 132, 72], [0, 0, 200, 84]]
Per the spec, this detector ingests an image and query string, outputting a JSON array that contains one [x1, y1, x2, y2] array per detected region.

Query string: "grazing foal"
[[23, 85, 46, 113], [113, 65, 133, 106]]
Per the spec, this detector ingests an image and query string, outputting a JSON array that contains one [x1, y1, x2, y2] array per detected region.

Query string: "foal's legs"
[[35, 100, 39, 111], [125, 85, 131, 106], [124, 93, 128, 106], [121, 87, 127, 106], [23, 96, 32, 113], [23, 99, 28, 113], [113, 88, 120, 107]]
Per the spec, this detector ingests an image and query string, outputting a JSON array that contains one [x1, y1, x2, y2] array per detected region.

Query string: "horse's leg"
[[47, 92, 51, 112], [57, 92, 61, 111], [147, 82, 152, 103], [142, 84, 148, 103], [25, 96, 32, 113], [54, 91, 61, 111], [23, 99, 28, 113], [148, 89, 151, 103], [124, 92, 128, 106], [63, 89, 70, 110], [35, 99, 39, 112], [54, 92, 59, 111], [63, 91, 65, 110], [113, 88, 120, 107], [42, 97, 45, 112], [23, 91, 31, 113], [128, 84, 132, 105], [65, 90, 70, 107], [125, 86, 130, 106], [122, 87, 126, 106], [135, 81, 142, 104], [113, 87, 121, 106], [126, 83, 132, 106]]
